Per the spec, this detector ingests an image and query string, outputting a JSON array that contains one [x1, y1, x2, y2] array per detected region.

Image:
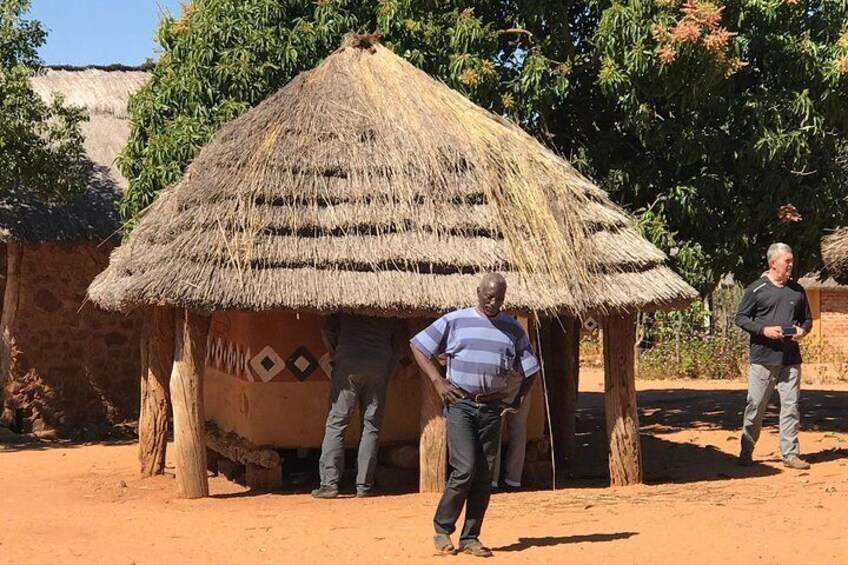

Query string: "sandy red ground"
[[2, 369, 848, 564]]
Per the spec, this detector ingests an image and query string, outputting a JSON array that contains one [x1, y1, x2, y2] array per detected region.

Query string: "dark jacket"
[[734, 276, 812, 366]]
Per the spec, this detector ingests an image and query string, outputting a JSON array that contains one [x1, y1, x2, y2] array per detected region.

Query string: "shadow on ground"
[[561, 387, 848, 487], [493, 531, 638, 552]]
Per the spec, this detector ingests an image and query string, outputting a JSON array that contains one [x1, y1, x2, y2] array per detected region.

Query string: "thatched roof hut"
[[793, 230, 848, 380], [822, 228, 848, 283], [89, 35, 696, 497], [0, 68, 148, 438], [1, 68, 148, 243], [89, 36, 695, 317]]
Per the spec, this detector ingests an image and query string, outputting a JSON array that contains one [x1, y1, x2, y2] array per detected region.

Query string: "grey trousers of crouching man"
[[318, 368, 390, 492], [492, 385, 532, 488], [740, 364, 801, 460]]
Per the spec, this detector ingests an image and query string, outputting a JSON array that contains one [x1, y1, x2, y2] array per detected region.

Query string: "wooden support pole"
[[562, 317, 580, 467], [540, 317, 562, 466], [139, 306, 175, 476], [170, 308, 211, 499], [0, 242, 22, 428], [415, 319, 447, 493], [602, 313, 642, 486], [542, 316, 580, 470]]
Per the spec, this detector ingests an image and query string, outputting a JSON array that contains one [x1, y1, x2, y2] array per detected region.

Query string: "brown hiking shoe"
[[783, 456, 810, 470], [310, 485, 339, 499]]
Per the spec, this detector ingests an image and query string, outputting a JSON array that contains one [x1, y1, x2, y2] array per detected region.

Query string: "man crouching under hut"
[[410, 273, 540, 557], [311, 314, 405, 499]]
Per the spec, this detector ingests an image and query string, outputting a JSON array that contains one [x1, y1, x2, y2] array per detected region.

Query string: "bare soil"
[[2, 368, 848, 564]]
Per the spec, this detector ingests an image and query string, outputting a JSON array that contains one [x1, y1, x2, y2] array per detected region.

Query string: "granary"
[[797, 228, 848, 377], [0, 67, 148, 438], [88, 34, 697, 498]]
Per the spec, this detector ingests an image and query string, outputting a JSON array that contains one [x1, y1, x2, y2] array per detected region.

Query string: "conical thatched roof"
[[89, 35, 696, 316], [822, 227, 848, 284], [0, 68, 149, 242]]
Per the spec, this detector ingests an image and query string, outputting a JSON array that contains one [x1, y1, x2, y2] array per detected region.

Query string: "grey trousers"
[[318, 368, 390, 491], [492, 389, 532, 487], [740, 364, 801, 460]]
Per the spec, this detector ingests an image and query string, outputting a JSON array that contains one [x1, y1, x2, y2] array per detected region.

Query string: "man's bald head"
[[477, 273, 507, 318], [480, 272, 506, 291]]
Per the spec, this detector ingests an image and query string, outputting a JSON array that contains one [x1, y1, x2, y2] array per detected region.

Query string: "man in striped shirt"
[[410, 273, 540, 557]]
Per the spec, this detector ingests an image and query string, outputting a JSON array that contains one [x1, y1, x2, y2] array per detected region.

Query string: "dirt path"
[[2, 371, 848, 564]]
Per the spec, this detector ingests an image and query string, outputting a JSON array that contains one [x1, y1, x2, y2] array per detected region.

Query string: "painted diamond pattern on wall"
[[286, 346, 319, 382], [583, 317, 599, 332], [250, 345, 285, 383]]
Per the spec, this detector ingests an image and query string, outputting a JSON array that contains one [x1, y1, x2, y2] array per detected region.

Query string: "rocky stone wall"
[[1, 241, 141, 438]]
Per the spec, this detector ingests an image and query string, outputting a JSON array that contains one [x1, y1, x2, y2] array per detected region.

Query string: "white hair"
[[767, 242, 793, 263]]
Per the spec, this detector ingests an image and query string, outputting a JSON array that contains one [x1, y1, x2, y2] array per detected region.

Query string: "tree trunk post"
[[139, 306, 176, 476], [0, 242, 23, 428], [540, 317, 561, 466], [415, 319, 447, 493], [542, 316, 580, 469], [602, 313, 642, 486], [170, 308, 211, 498], [561, 317, 580, 467]]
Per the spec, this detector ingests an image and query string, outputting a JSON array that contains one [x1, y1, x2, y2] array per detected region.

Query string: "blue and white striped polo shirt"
[[410, 307, 540, 395]]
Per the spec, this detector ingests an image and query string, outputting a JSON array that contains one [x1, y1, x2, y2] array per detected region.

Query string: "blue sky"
[[31, 0, 184, 66]]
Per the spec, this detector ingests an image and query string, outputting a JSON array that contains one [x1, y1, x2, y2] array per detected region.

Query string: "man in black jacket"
[[735, 243, 812, 470]]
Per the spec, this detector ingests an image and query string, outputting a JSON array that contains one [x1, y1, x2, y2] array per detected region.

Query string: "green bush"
[[637, 296, 748, 380], [638, 333, 747, 380]]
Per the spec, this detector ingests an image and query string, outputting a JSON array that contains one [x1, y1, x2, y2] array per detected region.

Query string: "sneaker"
[[458, 539, 493, 558], [310, 485, 339, 499], [356, 489, 376, 498], [783, 456, 810, 470], [737, 451, 754, 466]]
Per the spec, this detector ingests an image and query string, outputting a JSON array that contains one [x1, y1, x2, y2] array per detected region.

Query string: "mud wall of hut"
[[203, 311, 546, 448], [0, 242, 141, 438]]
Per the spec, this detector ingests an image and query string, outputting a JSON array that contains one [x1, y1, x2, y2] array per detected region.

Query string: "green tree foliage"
[[0, 0, 89, 202], [592, 0, 848, 290], [120, 0, 848, 292]]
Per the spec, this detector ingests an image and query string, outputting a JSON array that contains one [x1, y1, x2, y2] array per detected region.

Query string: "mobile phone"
[[781, 326, 798, 336]]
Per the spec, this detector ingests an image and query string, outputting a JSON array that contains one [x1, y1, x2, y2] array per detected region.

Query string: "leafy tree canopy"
[[119, 0, 848, 292], [0, 0, 90, 202]]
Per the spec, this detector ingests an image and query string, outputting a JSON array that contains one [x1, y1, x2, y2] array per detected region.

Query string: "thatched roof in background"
[[797, 271, 845, 290], [0, 68, 149, 243], [822, 228, 848, 285], [90, 35, 696, 316]]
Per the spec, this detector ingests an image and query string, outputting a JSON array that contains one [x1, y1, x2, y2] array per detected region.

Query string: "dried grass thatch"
[[821, 227, 848, 284], [0, 68, 149, 242], [89, 34, 696, 316], [797, 271, 840, 290]]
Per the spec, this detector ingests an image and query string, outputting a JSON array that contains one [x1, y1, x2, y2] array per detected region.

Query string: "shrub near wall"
[[638, 295, 748, 380]]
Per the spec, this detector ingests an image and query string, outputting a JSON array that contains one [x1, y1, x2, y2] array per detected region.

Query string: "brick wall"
[[1, 241, 141, 438], [819, 290, 848, 354]]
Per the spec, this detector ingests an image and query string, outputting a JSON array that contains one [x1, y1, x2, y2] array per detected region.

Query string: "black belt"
[[459, 389, 505, 404]]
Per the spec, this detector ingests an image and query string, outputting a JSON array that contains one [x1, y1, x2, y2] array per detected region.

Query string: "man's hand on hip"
[[762, 326, 783, 339], [434, 378, 464, 405]]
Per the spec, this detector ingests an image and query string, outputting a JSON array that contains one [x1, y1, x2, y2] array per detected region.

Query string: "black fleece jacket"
[[734, 276, 813, 366]]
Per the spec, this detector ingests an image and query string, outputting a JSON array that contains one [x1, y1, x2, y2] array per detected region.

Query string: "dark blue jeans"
[[433, 399, 502, 543]]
